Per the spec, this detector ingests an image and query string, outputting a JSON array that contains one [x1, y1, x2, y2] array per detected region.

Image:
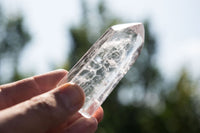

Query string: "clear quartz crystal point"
[[58, 23, 145, 118]]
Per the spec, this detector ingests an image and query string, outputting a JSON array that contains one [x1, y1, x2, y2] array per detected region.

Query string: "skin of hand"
[[0, 69, 103, 133]]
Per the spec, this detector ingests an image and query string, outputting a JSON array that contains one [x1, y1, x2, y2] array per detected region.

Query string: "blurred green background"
[[0, 0, 200, 132]]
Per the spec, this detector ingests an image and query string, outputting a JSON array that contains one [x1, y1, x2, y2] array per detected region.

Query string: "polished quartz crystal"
[[58, 23, 145, 118]]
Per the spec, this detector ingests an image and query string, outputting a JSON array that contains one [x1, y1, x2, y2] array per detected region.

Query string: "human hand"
[[0, 69, 103, 133]]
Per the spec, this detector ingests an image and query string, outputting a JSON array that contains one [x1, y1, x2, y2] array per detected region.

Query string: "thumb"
[[0, 83, 85, 133]]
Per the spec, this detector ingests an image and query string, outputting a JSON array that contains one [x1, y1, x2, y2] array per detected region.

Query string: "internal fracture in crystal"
[[58, 23, 145, 118]]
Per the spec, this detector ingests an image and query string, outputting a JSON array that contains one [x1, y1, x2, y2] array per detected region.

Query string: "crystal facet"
[[58, 23, 145, 118]]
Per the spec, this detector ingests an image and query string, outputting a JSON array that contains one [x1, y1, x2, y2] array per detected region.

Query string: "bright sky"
[[1, 0, 200, 81]]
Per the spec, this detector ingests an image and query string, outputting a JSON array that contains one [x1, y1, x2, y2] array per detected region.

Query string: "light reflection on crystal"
[[58, 23, 145, 118]]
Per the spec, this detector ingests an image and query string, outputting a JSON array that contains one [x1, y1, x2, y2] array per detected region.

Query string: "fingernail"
[[55, 83, 85, 113], [93, 107, 104, 123]]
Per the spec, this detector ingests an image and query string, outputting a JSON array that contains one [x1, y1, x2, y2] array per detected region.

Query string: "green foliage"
[[138, 71, 200, 133], [0, 6, 30, 83], [96, 70, 200, 133]]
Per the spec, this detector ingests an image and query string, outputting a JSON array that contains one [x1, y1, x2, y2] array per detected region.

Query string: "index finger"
[[0, 69, 67, 110]]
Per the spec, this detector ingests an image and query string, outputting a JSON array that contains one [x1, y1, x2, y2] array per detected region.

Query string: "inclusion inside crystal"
[[58, 23, 145, 118]]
